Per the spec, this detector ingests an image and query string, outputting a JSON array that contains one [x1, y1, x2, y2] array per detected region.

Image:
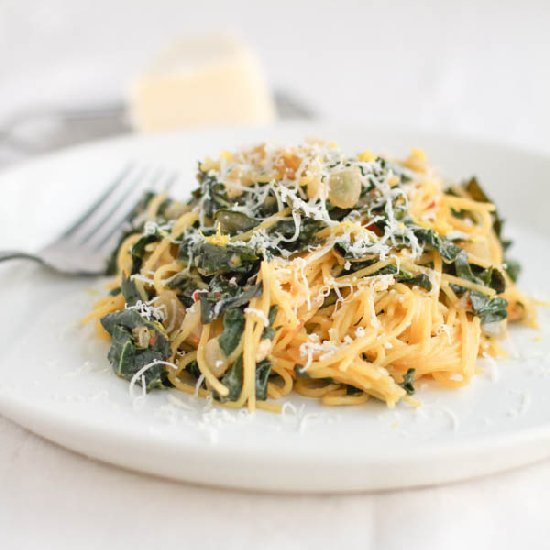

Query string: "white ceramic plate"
[[1, 122, 549, 493]]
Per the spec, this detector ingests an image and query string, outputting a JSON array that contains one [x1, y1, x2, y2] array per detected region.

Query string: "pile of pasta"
[[85, 141, 535, 412]]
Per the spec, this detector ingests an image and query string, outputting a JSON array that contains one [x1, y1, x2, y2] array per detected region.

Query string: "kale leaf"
[[255, 360, 272, 401], [180, 242, 260, 277], [219, 308, 245, 356], [100, 309, 171, 391], [400, 368, 416, 395], [505, 259, 521, 283], [215, 209, 260, 234], [413, 228, 463, 263], [184, 360, 201, 379], [261, 306, 279, 340], [220, 356, 243, 402], [372, 264, 433, 291], [130, 233, 162, 274], [199, 279, 262, 324], [267, 218, 327, 254], [470, 292, 508, 324], [194, 173, 233, 218], [476, 265, 506, 295], [218, 355, 272, 402], [166, 271, 207, 307], [399, 273, 432, 291], [121, 276, 147, 306], [450, 254, 508, 324]]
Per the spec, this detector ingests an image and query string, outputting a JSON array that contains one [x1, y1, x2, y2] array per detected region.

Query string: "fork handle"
[[0, 251, 44, 264]]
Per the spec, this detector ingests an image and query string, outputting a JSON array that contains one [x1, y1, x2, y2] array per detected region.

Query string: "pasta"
[[85, 140, 536, 412]]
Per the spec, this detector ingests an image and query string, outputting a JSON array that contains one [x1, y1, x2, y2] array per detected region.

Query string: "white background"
[[1, 0, 549, 151], [1, 0, 550, 548]]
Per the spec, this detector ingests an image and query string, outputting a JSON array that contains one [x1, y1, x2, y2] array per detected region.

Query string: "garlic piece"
[[329, 167, 362, 209]]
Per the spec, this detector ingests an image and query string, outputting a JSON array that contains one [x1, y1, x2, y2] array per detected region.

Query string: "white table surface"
[[1, 0, 550, 547]]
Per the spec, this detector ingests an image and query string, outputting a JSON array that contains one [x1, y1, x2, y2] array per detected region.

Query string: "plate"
[[1, 122, 550, 493]]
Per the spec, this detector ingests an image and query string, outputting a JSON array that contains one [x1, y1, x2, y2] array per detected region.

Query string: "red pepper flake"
[[365, 222, 383, 236], [192, 290, 205, 303]]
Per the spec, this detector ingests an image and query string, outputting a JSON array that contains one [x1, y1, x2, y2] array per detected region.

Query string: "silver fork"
[[0, 165, 178, 275]]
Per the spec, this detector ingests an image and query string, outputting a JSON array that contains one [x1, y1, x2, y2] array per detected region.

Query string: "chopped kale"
[[294, 364, 309, 378], [255, 360, 272, 400], [195, 173, 233, 218], [339, 256, 377, 273], [130, 232, 162, 274], [120, 276, 146, 306], [166, 271, 207, 307], [215, 209, 260, 234], [184, 360, 201, 379], [451, 207, 466, 219], [199, 279, 262, 324], [180, 241, 260, 277], [413, 228, 463, 263], [505, 259, 521, 283], [400, 368, 416, 395], [333, 241, 370, 261], [346, 385, 363, 396], [261, 306, 279, 341], [475, 265, 506, 295], [470, 292, 508, 324], [219, 308, 245, 356], [399, 273, 432, 291], [218, 355, 272, 402], [267, 218, 327, 253], [100, 309, 171, 391], [220, 356, 243, 402], [448, 254, 508, 324], [372, 264, 433, 291]]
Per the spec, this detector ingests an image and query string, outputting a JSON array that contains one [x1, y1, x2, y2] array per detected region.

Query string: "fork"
[[0, 165, 178, 275]]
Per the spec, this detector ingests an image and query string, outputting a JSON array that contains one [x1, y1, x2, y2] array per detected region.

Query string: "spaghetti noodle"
[[85, 141, 535, 411]]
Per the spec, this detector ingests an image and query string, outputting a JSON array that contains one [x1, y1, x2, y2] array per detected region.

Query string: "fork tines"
[[64, 164, 179, 254]]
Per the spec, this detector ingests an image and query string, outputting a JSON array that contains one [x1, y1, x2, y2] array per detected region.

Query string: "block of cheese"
[[130, 33, 275, 131]]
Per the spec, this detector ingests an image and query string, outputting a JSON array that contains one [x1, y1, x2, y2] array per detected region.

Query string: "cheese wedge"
[[130, 33, 275, 131]]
